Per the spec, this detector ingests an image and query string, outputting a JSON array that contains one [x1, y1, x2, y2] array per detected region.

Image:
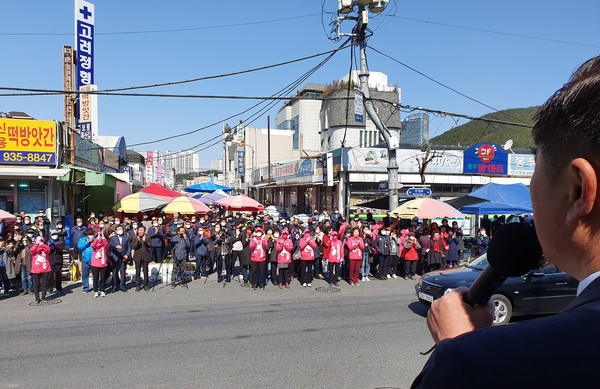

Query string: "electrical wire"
[[386, 15, 600, 49], [366, 45, 531, 126], [0, 14, 320, 37], [0, 47, 349, 95]]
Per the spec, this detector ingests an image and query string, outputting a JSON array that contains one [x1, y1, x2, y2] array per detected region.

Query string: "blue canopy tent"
[[185, 182, 234, 193], [458, 183, 532, 215]]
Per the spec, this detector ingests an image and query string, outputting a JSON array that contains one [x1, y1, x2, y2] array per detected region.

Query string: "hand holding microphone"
[[426, 223, 543, 344]]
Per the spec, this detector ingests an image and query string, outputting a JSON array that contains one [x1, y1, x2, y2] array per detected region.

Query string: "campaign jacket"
[[328, 239, 343, 264], [345, 236, 365, 260], [276, 236, 293, 265], [249, 236, 269, 262], [91, 236, 109, 268], [321, 233, 331, 260], [299, 233, 317, 261]]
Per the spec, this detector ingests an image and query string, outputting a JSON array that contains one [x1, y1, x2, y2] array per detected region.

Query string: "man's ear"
[[566, 158, 598, 227]]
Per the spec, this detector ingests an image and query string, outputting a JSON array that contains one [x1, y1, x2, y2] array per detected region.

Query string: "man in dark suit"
[[412, 55, 600, 388], [108, 224, 131, 292]]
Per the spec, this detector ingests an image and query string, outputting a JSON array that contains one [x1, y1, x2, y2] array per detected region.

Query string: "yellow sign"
[[0, 118, 57, 165]]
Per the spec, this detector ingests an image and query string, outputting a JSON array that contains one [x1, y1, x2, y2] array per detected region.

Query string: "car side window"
[[539, 263, 559, 274]]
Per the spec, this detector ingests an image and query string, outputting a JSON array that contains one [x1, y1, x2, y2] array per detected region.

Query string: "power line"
[[0, 47, 349, 95], [387, 15, 600, 49], [367, 45, 531, 126], [0, 14, 320, 37]]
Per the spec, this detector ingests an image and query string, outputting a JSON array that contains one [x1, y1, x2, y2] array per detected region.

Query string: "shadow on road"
[[408, 301, 429, 318]]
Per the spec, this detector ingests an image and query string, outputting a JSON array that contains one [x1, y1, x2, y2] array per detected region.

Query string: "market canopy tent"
[[197, 190, 230, 204], [163, 196, 212, 215], [216, 194, 264, 212], [185, 182, 234, 193], [390, 198, 464, 220], [112, 192, 170, 213], [140, 183, 181, 198], [457, 183, 532, 215], [0, 210, 17, 223]]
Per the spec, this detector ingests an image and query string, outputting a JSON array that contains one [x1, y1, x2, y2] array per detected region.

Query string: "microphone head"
[[487, 223, 543, 277]]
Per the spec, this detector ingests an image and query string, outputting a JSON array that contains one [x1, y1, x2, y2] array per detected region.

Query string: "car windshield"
[[467, 254, 489, 270]]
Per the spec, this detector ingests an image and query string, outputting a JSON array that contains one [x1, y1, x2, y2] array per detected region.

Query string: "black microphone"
[[463, 223, 543, 306]]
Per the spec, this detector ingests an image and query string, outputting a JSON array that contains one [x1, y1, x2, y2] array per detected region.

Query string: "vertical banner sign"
[[322, 154, 328, 187], [145, 151, 154, 184], [156, 163, 163, 185], [354, 90, 364, 122], [326, 152, 334, 187], [237, 149, 245, 177], [75, 0, 95, 139]]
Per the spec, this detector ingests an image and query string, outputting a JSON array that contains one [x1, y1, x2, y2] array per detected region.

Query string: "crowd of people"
[[0, 207, 509, 304]]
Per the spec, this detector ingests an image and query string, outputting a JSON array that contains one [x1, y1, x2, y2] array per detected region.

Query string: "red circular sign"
[[477, 144, 495, 163]]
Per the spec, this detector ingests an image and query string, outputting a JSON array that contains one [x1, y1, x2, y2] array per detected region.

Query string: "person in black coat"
[[412, 55, 600, 389], [47, 230, 66, 294], [131, 225, 152, 291]]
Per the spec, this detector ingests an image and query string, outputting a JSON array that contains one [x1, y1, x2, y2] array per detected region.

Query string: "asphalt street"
[[0, 272, 434, 389]]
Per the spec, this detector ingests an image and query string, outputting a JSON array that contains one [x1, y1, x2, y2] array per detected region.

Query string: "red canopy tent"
[[140, 183, 181, 199]]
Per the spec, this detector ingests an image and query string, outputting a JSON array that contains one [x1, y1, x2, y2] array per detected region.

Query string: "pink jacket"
[[345, 236, 365, 260], [328, 238, 343, 263], [91, 236, 109, 268], [299, 233, 317, 261], [249, 236, 269, 262], [276, 236, 293, 265]]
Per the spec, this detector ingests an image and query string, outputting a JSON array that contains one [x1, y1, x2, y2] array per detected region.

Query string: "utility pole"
[[267, 116, 272, 184], [335, 1, 397, 211]]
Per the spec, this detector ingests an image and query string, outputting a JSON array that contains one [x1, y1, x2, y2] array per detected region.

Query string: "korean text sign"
[[0, 119, 57, 166]]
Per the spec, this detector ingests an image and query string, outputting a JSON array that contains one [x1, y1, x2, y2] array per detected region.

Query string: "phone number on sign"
[[1, 151, 55, 164]]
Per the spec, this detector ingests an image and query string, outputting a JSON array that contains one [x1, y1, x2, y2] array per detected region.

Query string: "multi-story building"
[[401, 113, 430, 146], [160, 149, 200, 175]]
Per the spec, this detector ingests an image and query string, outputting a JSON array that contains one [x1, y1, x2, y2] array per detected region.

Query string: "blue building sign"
[[463, 142, 508, 175]]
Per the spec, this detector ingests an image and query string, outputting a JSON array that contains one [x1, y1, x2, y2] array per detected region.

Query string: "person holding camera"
[[193, 228, 210, 279], [171, 226, 191, 288], [475, 227, 489, 256], [215, 228, 232, 283]]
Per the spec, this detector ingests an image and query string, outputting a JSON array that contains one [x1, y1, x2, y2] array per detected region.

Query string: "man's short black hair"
[[85, 228, 95, 236], [533, 55, 600, 175]]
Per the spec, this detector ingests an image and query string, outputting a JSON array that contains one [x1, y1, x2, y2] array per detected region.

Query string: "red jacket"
[[328, 238, 343, 263], [91, 236, 109, 268], [346, 236, 365, 260], [321, 234, 331, 259], [276, 236, 293, 265], [249, 236, 269, 262], [299, 233, 317, 261], [30, 242, 51, 274]]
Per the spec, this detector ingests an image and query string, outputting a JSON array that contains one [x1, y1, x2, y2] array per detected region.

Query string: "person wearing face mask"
[[230, 224, 245, 282], [268, 229, 279, 286], [77, 228, 96, 294], [389, 229, 400, 278], [47, 229, 66, 294], [193, 228, 210, 279], [475, 227, 489, 256], [276, 229, 293, 289], [148, 220, 165, 264], [30, 236, 51, 304], [70, 217, 86, 261], [132, 225, 152, 291], [15, 230, 34, 294], [327, 231, 343, 286], [299, 228, 317, 287], [249, 227, 269, 290], [362, 227, 375, 282], [375, 227, 392, 280], [215, 226, 233, 283], [109, 224, 131, 292]]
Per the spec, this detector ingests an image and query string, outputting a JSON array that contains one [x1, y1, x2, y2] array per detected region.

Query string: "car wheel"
[[492, 294, 512, 325]]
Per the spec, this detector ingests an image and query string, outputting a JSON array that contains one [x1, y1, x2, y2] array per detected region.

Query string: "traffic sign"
[[406, 187, 432, 197]]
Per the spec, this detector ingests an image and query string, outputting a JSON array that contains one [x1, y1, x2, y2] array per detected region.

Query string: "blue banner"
[[463, 142, 508, 175]]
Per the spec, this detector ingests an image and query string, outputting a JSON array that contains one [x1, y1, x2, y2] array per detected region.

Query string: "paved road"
[[0, 273, 434, 389]]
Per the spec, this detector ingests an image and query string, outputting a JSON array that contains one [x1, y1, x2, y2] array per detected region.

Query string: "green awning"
[[60, 165, 116, 188]]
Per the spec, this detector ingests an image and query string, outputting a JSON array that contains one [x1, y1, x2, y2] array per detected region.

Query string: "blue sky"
[[1, 0, 598, 168]]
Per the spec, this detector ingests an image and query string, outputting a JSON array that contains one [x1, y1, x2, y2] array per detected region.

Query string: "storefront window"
[[0, 181, 15, 191]]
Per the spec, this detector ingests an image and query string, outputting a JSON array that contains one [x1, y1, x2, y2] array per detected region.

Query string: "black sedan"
[[415, 254, 578, 325]]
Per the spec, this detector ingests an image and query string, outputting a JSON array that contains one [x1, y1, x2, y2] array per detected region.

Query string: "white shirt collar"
[[576, 270, 600, 296]]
